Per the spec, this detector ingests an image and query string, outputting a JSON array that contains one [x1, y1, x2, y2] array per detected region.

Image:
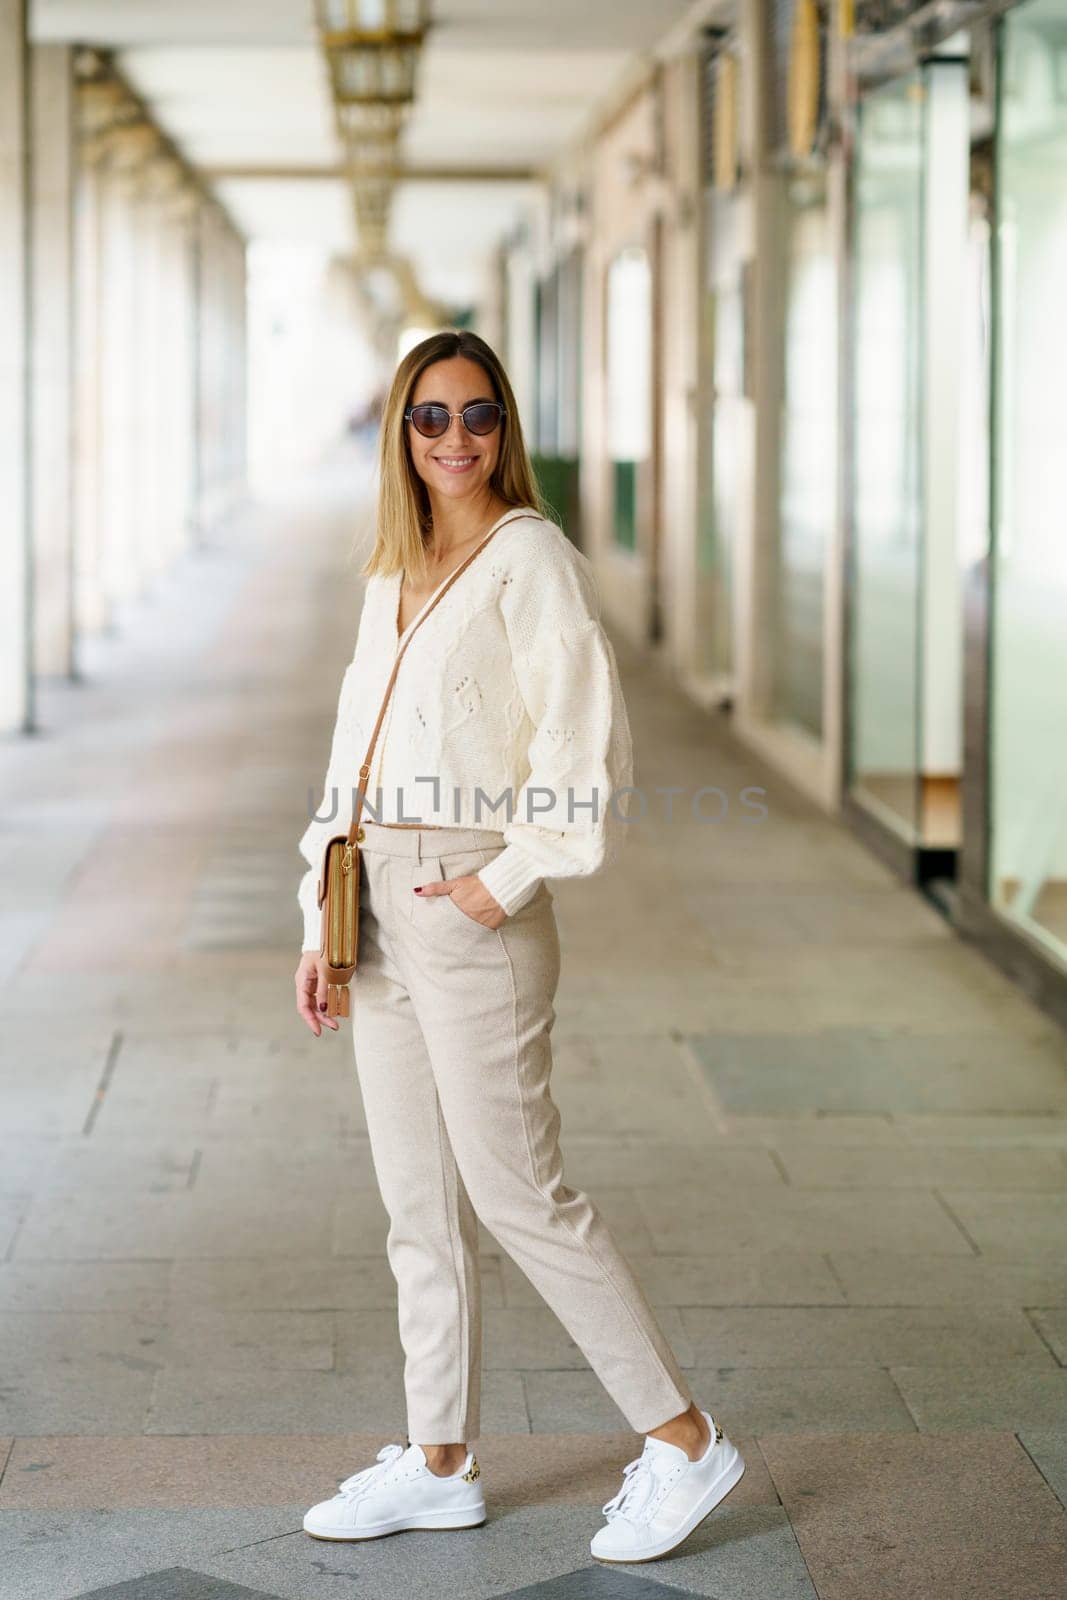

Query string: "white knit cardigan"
[[296, 508, 634, 951]]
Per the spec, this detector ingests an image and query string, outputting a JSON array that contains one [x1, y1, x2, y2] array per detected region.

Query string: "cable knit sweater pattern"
[[296, 510, 635, 951]]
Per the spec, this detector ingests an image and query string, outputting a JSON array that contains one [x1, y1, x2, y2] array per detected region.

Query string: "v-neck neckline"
[[392, 506, 529, 646]]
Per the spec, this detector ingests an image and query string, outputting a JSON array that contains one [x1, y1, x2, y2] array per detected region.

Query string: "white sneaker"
[[303, 1440, 486, 1541], [590, 1411, 745, 1563]]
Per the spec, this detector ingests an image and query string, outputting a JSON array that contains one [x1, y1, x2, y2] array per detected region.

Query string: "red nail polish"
[[413, 886, 423, 894]]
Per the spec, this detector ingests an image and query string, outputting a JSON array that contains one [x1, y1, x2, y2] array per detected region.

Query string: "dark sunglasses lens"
[[409, 405, 450, 437], [463, 404, 503, 435]]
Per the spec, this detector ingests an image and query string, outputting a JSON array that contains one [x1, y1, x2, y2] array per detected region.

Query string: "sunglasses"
[[404, 401, 506, 439]]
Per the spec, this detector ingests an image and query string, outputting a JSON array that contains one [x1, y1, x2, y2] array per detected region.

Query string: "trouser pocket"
[[435, 848, 502, 934]]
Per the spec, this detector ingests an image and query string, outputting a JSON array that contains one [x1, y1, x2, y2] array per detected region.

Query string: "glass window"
[[535, 271, 559, 455], [695, 191, 743, 681], [848, 72, 925, 838], [990, 0, 1067, 965], [605, 246, 652, 552], [774, 172, 836, 739], [557, 248, 583, 461]]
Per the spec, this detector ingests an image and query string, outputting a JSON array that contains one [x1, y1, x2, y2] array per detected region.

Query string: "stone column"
[[140, 164, 199, 570], [96, 151, 138, 610], [147, 168, 195, 569], [193, 204, 248, 534], [131, 153, 170, 584], [227, 224, 248, 505], [31, 42, 76, 679], [72, 74, 115, 638], [163, 184, 199, 560], [96, 123, 157, 611], [192, 200, 216, 535], [0, 0, 31, 732], [72, 140, 107, 635]]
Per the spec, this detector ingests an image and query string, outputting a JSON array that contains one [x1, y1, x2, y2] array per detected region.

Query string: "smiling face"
[[405, 355, 504, 511]]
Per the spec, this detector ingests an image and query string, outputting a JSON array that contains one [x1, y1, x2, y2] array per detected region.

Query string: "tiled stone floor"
[[1, 446, 1065, 1599]]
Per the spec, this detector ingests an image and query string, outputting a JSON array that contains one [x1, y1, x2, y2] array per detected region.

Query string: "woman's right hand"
[[295, 952, 341, 1036]]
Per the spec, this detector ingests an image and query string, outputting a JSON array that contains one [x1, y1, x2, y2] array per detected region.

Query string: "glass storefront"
[[532, 250, 583, 538], [774, 172, 836, 739], [696, 189, 744, 683], [605, 245, 652, 553], [534, 271, 558, 453], [848, 70, 925, 838], [989, 0, 1067, 965]]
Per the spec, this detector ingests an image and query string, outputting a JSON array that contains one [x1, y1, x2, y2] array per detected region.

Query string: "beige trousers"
[[349, 820, 693, 1444]]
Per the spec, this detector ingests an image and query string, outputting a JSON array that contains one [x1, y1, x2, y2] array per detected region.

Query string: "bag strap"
[[346, 506, 529, 845]]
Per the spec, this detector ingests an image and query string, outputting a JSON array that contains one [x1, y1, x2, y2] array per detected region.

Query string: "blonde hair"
[[361, 329, 550, 582]]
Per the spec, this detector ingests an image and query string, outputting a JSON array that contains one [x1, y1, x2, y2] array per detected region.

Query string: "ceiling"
[[31, 0, 695, 307]]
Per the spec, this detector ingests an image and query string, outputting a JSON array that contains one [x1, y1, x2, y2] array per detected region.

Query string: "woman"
[[293, 330, 744, 1564]]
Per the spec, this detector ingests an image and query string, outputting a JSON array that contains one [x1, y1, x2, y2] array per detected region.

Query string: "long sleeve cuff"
[[476, 844, 545, 917]]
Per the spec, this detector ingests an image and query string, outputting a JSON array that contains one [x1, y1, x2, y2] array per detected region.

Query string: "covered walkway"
[[1, 452, 1066, 1598]]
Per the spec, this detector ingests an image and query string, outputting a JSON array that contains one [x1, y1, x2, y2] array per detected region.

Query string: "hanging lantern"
[[314, 1, 436, 299], [316, 0, 429, 104], [337, 99, 406, 175], [336, 100, 407, 141]]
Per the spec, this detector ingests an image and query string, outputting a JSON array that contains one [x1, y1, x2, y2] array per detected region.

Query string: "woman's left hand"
[[415, 874, 507, 929]]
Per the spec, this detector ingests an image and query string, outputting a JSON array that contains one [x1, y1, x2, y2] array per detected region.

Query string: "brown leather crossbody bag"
[[316, 510, 524, 1019]]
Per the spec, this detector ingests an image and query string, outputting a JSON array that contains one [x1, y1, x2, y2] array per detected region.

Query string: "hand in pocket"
[[414, 873, 507, 929]]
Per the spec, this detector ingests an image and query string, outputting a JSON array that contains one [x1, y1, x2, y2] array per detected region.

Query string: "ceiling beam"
[[199, 162, 540, 183]]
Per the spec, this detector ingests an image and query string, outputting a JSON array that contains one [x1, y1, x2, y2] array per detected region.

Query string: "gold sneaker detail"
[[462, 1457, 481, 1483]]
